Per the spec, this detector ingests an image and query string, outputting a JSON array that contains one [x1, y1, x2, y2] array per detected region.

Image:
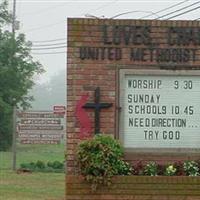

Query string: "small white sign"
[[120, 71, 200, 149], [53, 105, 66, 115]]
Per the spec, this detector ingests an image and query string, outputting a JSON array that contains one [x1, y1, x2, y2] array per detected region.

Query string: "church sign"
[[120, 70, 200, 150], [17, 111, 65, 144], [67, 18, 200, 174], [79, 25, 199, 64]]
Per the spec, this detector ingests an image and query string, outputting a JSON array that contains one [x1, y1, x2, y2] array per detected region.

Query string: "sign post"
[[12, 105, 17, 171]]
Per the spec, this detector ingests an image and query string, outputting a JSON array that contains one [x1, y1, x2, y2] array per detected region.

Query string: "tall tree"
[[0, 0, 44, 150]]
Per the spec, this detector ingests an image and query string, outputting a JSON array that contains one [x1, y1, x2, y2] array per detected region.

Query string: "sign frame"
[[17, 110, 65, 144], [119, 69, 200, 154]]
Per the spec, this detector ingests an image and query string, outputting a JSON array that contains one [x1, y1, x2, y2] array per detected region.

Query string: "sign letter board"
[[120, 70, 200, 150], [17, 111, 65, 144]]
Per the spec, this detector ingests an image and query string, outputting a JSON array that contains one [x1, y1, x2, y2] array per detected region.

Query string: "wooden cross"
[[83, 87, 112, 134]]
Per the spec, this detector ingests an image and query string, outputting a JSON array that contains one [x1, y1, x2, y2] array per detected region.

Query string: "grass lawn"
[[0, 142, 65, 169], [0, 142, 66, 199], [0, 170, 65, 200]]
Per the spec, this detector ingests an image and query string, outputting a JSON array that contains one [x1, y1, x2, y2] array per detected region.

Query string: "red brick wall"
[[66, 175, 200, 200], [67, 18, 200, 174]]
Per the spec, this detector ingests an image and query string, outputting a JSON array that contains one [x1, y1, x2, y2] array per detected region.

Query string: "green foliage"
[[20, 160, 64, 173], [0, 143, 65, 169], [47, 161, 64, 169], [36, 160, 45, 169], [183, 161, 200, 176], [0, 0, 11, 25], [144, 162, 158, 176], [164, 164, 177, 176], [20, 162, 36, 170], [0, 1, 44, 150], [134, 161, 200, 176], [77, 135, 133, 191], [0, 99, 12, 150]]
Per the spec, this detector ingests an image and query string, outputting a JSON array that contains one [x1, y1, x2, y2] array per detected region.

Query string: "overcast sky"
[[9, 0, 200, 83]]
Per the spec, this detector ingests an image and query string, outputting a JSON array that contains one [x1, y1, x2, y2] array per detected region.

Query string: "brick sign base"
[[66, 18, 200, 200], [66, 175, 200, 200]]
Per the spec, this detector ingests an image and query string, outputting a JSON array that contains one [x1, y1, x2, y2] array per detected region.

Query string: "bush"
[[174, 161, 185, 176], [36, 160, 46, 169], [47, 161, 54, 168], [134, 161, 144, 175], [47, 161, 64, 169], [134, 160, 200, 176], [183, 161, 200, 176], [144, 162, 158, 176], [20, 160, 64, 172], [164, 164, 177, 176], [20, 162, 36, 171], [77, 135, 133, 190]]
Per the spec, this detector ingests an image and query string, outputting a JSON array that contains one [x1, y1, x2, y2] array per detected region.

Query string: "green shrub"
[[144, 162, 158, 176], [47, 161, 54, 168], [36, 160, 46, 169], [20, 162, 36, 171], [77, 135, 133, 191], [164, 164, 177, 176], [20, 160, 64, 172], [47, 161, 64, 169], [183, 161, 200, 176], [53, 161, 64, 169]]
